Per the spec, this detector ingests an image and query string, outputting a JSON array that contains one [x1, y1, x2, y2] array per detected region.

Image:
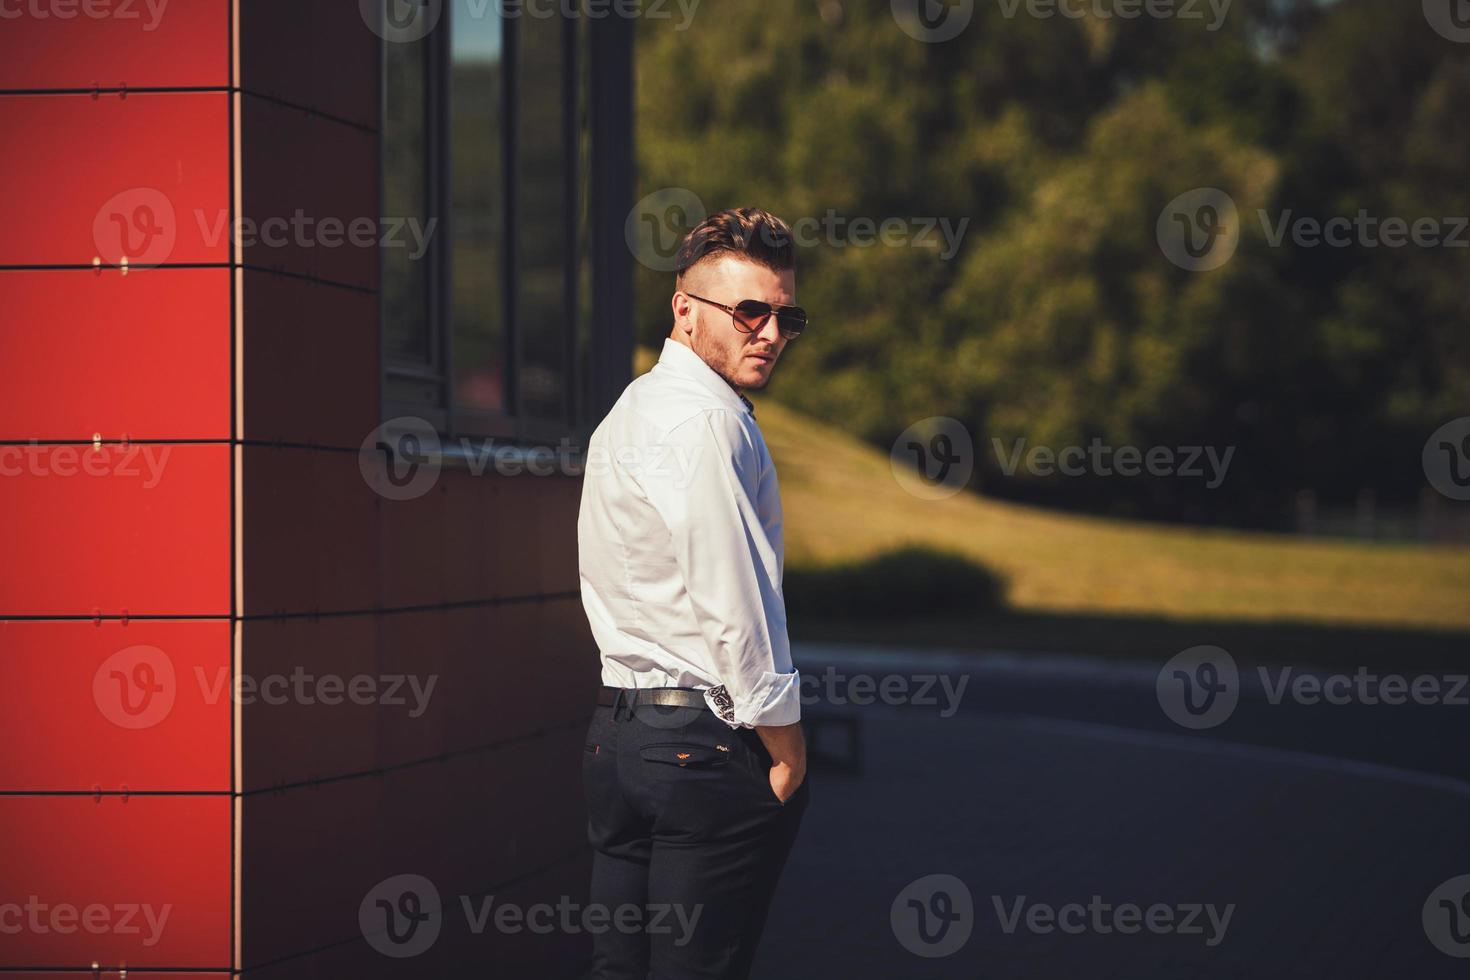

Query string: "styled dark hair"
[[675, 207, 795, 285]]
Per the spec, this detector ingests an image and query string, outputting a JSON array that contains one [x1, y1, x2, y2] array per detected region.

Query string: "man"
[[577, 207, 810, 979]]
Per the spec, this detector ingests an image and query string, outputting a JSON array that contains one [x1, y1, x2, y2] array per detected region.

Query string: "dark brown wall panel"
[[238, 0, 379, 129], [238, 445, 379, 617], [237, 775, 383, 969], [0, 268, 231, 441], [239, 270, 377, 449], [238, 738, 589, 970], [238, 96, 378, 290], [236, 615, 377, 793], [235, 852, 590, 979]]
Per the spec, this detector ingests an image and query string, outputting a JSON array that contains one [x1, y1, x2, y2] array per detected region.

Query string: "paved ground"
[[751, 644, 1470, 979]]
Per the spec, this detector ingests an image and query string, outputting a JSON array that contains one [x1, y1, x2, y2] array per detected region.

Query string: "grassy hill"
[[635, 349, 1470, 665]]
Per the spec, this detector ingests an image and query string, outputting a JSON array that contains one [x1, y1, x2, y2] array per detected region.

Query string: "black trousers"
[[581, 691, 810, 979]]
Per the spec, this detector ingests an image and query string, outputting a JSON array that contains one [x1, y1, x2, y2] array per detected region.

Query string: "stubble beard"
[[691, 311, 771, 392]]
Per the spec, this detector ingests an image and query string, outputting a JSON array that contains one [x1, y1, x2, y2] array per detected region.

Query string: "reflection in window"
[[384, 30, 430, 362], [451, 1, 506, 413], [518, 10, 569, 421]]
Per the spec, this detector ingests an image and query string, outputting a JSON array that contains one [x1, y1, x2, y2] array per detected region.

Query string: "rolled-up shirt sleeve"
[[645, 408, 801, 729]]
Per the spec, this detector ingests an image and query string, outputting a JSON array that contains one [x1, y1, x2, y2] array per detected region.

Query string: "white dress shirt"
[[577, 338, 801, 729]]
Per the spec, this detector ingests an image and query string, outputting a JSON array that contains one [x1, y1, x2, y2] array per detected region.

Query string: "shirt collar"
[[657, 338, 756, 417]]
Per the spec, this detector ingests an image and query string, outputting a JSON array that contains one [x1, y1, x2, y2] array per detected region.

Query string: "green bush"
[[783, 546, 1005, 621]]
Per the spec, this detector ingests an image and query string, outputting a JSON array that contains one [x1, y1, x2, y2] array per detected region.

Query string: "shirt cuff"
[[704, 669, 803, 729]]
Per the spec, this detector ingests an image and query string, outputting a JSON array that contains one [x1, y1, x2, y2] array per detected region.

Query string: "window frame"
[[378, 5, 600, 451]]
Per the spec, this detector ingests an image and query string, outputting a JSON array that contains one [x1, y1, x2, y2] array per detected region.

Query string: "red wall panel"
[[7, 974, 226, 979], [0, 795, 230, 968], [0, 94, 230, 267], [0, 268, 231, 441], [0, 1, 229, 90], [0, 444, 230, 615], [0, 619, 230, 792]]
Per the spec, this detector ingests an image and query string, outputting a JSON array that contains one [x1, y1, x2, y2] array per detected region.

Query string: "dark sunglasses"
[[684, 292, 808, 340]]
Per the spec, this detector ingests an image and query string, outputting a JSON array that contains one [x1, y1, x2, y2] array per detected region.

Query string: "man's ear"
[[670, 289, 694, 337]]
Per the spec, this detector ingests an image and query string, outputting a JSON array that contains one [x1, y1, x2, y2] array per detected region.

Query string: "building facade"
[[0, 2, 631, 974]]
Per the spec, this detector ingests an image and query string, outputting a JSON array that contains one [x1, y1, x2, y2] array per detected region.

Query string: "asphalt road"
[[751, 643, 1470, 979]]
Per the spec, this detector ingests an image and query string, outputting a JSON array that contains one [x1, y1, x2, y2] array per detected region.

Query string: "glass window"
[[450, 0, 507, 414], [383, 30, 431, 363], [381, 4, 617, 436], [517, 10, 570, 422]]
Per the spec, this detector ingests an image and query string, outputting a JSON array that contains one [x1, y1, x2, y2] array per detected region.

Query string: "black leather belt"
[[597, 685, 707, 709]]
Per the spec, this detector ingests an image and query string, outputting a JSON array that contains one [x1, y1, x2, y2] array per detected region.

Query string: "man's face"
[[673, 256, 796, 392]]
